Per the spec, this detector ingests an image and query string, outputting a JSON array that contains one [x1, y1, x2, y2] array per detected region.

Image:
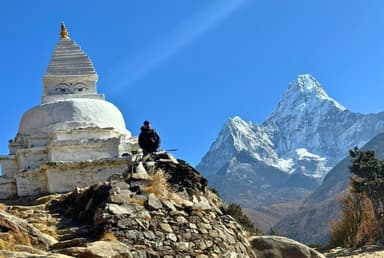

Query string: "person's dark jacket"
[[138, 126, 160, 154]]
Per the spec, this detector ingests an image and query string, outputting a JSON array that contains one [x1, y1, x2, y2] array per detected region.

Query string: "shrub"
[[224, 203, 262, 235], [270, 228, 281, 236], [329, 191, 378, 248]]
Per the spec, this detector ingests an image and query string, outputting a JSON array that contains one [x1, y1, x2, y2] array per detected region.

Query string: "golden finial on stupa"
[[60, 22, 69, 39]]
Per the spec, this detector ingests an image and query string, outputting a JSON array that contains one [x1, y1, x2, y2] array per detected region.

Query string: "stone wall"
[[0, 178, 16, 199], [16, 147, 48, 170], [0, 155, 17, 178], [44, 159, 129, 194], [51, 127, 122, 142], [12, 159, 130, 197], [27, 136, 49, 148], [49, 139, 120, 162], [16, 169, 47, 197]]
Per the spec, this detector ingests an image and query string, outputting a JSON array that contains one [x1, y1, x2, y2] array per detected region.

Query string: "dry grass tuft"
[[0, 238, 14, 251], [100, 231, 117, 241], [0, 231, 31, 251], [131, 198, 145, 206], [0, 219, 31, 249], [0, 204, 6, 212], [144, 169, 171, 200], [12, 232, 31, 246]]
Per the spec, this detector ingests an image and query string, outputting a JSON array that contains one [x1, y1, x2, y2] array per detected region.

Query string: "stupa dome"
[[18, 98, 128, 136]]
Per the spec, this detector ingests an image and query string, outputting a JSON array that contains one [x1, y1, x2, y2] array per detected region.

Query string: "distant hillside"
[[275, 133, 384, 244], [243, 201, 302, 233]]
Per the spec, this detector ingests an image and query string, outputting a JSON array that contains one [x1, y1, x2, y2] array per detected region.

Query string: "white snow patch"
[[295, 148, 325, 161], [275, 158, 293, 173]]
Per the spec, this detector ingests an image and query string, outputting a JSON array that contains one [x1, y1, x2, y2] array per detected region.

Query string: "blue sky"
[[1, 1, 384, 166]]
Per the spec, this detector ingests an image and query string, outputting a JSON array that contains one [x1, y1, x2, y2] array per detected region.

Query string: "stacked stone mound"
[[0, 152, 326, 258], [45, 152, 253, 257]]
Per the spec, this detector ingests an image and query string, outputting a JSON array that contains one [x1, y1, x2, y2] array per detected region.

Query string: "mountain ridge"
[[198, 74, 384, 180], [196, 74, 384, 232]]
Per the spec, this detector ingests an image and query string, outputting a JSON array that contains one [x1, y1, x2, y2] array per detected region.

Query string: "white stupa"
[[0, 23, 136, 198]]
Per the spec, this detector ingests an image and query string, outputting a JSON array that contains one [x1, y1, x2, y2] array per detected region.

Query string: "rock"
[[131, 194, 148, 205], [209, 229, 219, 238], [249, 235, 325, 258], [35, 194, 62, 205], [222, 252, 242, 258], [0, 211, 57, 249], [133, 162, 151, 180], [108, 190, 132, 204], [175, 241, 190, 251], [106, 203, 135, 216], [142, 231, 156, 240], [192, 196, 211, 210], [129, 178, 153, 189], [0, 250, 73, 257], [167, 233, 177, 242], [124, 230, 140, 240], [14, 244, 47, 254], [62, 240, 133, 258], [161, 199, 176, 211], [143, 161, 156, 171], [198, 223, 209, 234], [147, 193, 162, 210], [51, 238, 87, 250], [159, 223, 173, 233], [180, 199, 193, 208], [176, 215, 188, 225], [110, 181, 130, 192]]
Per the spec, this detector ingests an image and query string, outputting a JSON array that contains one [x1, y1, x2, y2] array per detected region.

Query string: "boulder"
[[147, 193, 162, 210], [249, 235, 325, 258], [0, 211, 57, 249], [0, 251, 72, 258], [61, 240, 133, 258]]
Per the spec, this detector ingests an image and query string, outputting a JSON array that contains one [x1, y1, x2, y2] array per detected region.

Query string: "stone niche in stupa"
[[0, 23, 138, 199]]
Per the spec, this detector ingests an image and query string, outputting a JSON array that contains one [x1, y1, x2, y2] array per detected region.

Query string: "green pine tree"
[[349, 147, 384, 242]]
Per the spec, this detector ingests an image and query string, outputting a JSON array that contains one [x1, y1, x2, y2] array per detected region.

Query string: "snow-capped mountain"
[[198, 74, 384, 182], [196, 74, 384, 231], [199, 116, 289, 176]]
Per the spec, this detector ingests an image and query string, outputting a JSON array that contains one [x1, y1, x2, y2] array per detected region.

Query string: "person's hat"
[[143, 120, 150, 125]]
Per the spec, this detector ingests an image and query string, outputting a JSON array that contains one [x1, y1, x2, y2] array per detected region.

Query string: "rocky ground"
[[324, 246, 384, 258], [0, 152, 327, 257]]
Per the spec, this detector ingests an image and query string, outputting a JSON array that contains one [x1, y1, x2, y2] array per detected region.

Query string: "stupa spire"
[[60, 22, 69, 39], [43, 23, 99, 102]]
